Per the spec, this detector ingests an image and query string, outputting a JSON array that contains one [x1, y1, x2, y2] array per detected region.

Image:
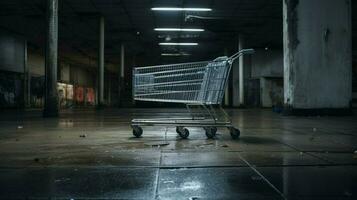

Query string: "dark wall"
[[0, 31, 25, 73], [0, 30, 25, 108], [0, 71, 23, 108]]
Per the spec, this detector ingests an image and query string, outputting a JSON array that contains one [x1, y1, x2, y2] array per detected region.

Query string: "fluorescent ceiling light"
[[159, 42, 198, 46], [154, 28, 204, 32], [151, 7, 212, 11], [161, 53, 191, 56]]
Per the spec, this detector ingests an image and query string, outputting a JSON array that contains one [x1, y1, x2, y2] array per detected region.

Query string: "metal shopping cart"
[[131, 49, 254, 139]]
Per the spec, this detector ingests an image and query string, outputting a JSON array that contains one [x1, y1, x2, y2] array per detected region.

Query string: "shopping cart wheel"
[[176, 126, 183, 134], [178, 127, 189, 139], [132, 126, 143, 138], [205, 127, 217, 139], [230, 127, 240, 139]]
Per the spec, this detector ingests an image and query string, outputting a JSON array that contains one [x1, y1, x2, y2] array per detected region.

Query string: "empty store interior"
[[0, 0, 357, 199]]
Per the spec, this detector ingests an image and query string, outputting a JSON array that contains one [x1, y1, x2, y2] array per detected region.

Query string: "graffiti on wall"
[[56, 83, 75, 108], [86, 88, 95, 105], [56, 84, 95, 107], [75, 86, 84, 103], [1, 71, 95, 108], [66, 84, 73, 100], [58, 83, 66, 107]]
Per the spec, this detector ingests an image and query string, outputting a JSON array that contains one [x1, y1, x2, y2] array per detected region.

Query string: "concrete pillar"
[[43, 0, 58, 117], [108, 74, 111, 105], [118, 44, 124, 106], [224, 82, 230, 106], [238, 34, 245, 106], [283, 0, 352, 115], [233, 34, 245, 107], [23, 40, 30, 108], [132, 54, 136, 105], [97, 16, 105, 107], [120, 44, 125, 78], [223, 48, 230, 106]]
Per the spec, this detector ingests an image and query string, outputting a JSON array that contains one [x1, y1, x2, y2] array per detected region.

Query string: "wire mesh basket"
[[131, 49, 254, 139]]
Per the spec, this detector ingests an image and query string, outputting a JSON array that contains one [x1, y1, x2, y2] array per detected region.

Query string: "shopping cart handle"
[[228, 48, 255, 63], [213, 56, 229, 62]]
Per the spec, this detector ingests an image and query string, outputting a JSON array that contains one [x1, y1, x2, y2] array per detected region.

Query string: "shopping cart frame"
[[131, 49, 254, 139]]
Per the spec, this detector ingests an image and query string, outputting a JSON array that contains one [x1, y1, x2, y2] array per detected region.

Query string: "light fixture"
[[154, 28, 204, 32], [151, 7, 212, 12], [161, 53, 191, 56], [159, 42, 198, 46]]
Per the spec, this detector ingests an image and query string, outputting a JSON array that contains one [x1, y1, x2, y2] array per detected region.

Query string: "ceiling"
[[0, 0, 355, 69]]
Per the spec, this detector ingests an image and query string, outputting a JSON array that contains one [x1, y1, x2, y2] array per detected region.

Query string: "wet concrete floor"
[[0, 108, 356, 199]]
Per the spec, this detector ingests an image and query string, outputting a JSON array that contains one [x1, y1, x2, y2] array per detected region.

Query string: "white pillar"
[[224, 48, 230, 106], [108, 75, 111, 105], [120, 44, 125, 78], [232, 34, 244, 107], [238, 34, 244, 106], [23, 40, 30, 108], [98, 16, 105, 107], [118, 44, 125, 106]]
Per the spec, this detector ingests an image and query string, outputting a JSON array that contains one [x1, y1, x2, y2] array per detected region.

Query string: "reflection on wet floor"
[[0, 108, 356, 199]]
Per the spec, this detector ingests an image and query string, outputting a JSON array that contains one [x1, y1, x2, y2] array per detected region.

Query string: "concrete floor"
[[0, 108, 356, 199]]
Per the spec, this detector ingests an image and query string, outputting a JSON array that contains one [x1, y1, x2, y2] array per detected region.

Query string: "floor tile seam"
[[237, 152, 287, 200], [154, 149, 162, 199]]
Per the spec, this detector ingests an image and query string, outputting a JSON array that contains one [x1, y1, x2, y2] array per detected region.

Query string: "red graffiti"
[[86, 88, 95, 104], [75, 87, 84, 102]]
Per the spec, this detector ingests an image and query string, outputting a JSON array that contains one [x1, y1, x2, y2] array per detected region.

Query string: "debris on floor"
[[34, 158, 40, 162], [163, 180, 175, 184], [144, 141, 169, 147], [220, 144, 229, 148], [251, 175, 262, 181], [197, 142, 214, 148], [79, 134, 87, 138], [310, 128, 318, 141], [200, 142, 214, 146], [54, 178, 71, 183], [17, 126, 23, 129]]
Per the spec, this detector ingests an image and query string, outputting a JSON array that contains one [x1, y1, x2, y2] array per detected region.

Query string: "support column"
[[97, 16, 105, 107], [43, 0, 58, 117], [238, 34, 245, 106], [223, 48, 230, 106], [118, 43, 124, 106], [108, 74, 111, 106], [283, 0, 352, 115], [132, 54, 136, 106], [23, 40, 30, 108], [233, 34, 245, 107], [120, 44, 125, 78], [224, 82, 230, 106]]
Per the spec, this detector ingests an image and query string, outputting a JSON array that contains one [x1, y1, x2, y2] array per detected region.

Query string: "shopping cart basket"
[[131, 49, 254, 139]]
